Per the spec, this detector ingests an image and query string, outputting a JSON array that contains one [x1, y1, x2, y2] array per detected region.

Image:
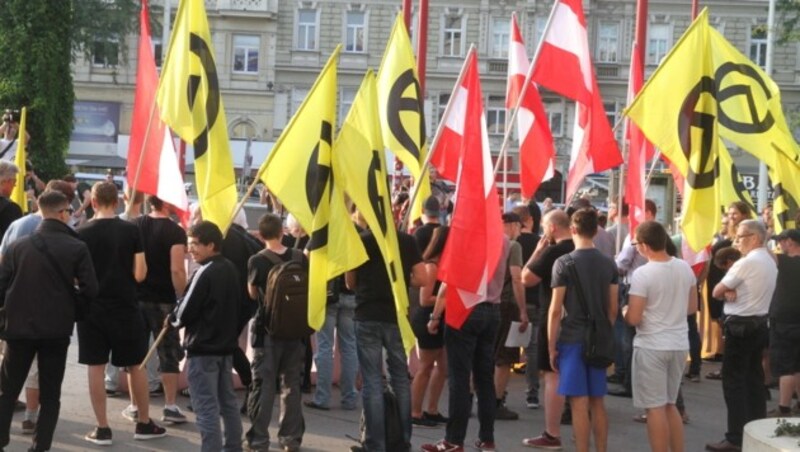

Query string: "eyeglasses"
[[735, 233, 754, 240]]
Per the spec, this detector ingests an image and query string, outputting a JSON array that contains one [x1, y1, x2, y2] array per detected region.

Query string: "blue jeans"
[[445, 303, 500, 446], [355, 320, 411, 452], [186, 355, 243, 452], [312, 294, 358, 409], [246, 337, 305, 450]]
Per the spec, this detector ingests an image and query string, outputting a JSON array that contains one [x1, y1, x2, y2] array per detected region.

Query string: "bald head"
[[544, 209, 570, 231]]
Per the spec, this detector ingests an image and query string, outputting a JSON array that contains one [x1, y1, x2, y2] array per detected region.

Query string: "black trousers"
[[0, 337, 70, 452], [722, 318, 768, 446]]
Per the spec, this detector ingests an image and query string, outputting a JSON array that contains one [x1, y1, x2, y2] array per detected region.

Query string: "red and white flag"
[[532, 0, 622, 200], [430, 50, 504, 329], [625, 42, 654, 239], [127, 0, 189, 215], [681, 235, 710, 277], [506, 13, 555, 198]]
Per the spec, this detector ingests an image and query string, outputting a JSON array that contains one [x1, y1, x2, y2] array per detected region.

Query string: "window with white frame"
[[750, 24, 767, 68], [442, 15, 464, 57], [233, 35, 260, 73], [597, 22, 619, 63], [546, 100, 565, 137], [490, 18, 509, 58], [535, 16, 548, 47], [437, 93, 450, 125], [339, 88, 357, 125], [345, 10, 366, 53], [292, 87, 309, 116], [647, 23, 670, 65], [92, 37, 119, 67], [297, 8, 318, 51], [486, 95, 507, 136], [151, 37, 163, 68]]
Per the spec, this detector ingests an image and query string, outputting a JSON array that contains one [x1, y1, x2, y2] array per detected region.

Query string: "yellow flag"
[[626, 10, 721, 250], [259, 46, 366, 330], [156, 0, 236, 231], [377, 15, 430, 221], [707, 27, 800, 166], [333, 70, 415, 353], [717, 144, 756, 215], [768, 151, 800, 233], [10, 107, 27, 214]]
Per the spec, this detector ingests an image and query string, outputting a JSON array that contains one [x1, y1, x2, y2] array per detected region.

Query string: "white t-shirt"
[[0, 139, 17, 162], [629, 257, 696, 350], [720, 247, 777, 317]]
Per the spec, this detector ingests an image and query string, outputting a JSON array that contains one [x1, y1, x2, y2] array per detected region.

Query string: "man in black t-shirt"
[[520, 209, 574, 450], [77, 182, 166, 445], [132, 195, 188, 424], [347, 225, 426, 452], [413, 196, 442, 253], [512, 204, 542, 409], [245, 213, 308, 452]]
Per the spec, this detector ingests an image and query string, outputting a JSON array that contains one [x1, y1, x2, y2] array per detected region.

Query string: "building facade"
[[71, 0, 800, 206]]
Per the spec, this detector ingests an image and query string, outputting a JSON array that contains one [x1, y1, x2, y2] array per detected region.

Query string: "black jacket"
[[0, 219, 98, 339], [171, 254, 240, 357]]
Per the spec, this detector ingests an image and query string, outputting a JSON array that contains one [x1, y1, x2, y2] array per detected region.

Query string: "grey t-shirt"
[[552, 248, 619, 344]]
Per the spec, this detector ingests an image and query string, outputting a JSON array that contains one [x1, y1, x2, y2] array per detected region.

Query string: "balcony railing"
[[205, 0, 278, 14]]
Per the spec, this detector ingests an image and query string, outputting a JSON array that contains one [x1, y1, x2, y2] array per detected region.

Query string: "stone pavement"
[[5, 343, 748, 451]]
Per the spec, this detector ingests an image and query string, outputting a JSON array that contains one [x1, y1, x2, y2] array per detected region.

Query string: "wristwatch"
[[429, 313, 441, 321]]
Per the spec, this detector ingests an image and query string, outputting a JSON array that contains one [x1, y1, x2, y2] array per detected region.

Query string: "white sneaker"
[[121, 405, 138, 423]]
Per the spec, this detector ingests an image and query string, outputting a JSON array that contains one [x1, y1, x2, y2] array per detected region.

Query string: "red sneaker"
[[522, 432, 563, 450]]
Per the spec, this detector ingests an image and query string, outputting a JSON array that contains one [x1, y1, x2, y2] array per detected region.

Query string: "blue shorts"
[[557, 342, 608, 397]]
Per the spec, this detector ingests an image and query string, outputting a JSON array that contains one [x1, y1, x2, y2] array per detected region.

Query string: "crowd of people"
[[0, 158, 797, 452]]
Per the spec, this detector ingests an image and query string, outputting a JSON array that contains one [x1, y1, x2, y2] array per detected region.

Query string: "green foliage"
[[774, 418, 800, 446], [777, 0, 800, 44], [72, 0, 151, 66], [0, 0, 75, 180]]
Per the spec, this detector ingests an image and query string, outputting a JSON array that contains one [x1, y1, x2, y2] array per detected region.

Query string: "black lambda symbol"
[[186, 33, 220, 160], [387, 69, 425, 161], [306, 121, 333, 252], [714, 62, 775, 134], [678, 76, 718, 190]]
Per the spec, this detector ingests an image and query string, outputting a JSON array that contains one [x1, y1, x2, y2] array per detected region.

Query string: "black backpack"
[[260, 248, 313, 340]]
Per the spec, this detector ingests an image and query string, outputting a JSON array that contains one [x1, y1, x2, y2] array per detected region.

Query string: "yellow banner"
[[768, 151, 800, 233], [377, 14, 430, 221], [333, 70, 415, 353], [156, 0, 236, 231], [11, 107, 27, 214], [259, 46, 366, 330]]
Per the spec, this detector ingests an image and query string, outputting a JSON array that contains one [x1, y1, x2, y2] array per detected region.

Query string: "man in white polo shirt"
[[706, 220, 777, 452]]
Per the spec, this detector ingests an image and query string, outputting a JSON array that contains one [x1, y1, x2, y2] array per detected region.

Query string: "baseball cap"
[[776, 228, 800, 244], [423, 196, 440, 216]]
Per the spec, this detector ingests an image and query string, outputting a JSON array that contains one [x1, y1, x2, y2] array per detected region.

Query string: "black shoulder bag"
[[564, 254, 615, 368], [31, 234, 87, 321]]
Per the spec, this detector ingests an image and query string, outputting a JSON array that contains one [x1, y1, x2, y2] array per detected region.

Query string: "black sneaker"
[[134, 420, 167, 440], [85, 426, 112, 446], [423, 411, 449, 424], [412, 416, 439, 428]]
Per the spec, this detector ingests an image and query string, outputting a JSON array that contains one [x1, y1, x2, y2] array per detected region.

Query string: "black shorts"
[[411, 306, 444, 350], [77, 310, 148, 367], [770, 322, 800, 376], [494, 301, 521, 367], [139, 301, 185, 373], [708, 297, 724, 320]]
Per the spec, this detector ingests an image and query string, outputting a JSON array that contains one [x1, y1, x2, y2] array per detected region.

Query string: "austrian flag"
[[506, 13, 555, 198], [430, 50, 504, 329]]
